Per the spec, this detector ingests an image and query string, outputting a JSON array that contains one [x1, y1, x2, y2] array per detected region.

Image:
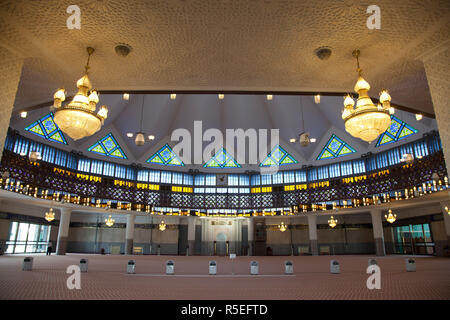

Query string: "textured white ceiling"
[[0, 0, 447, 170], [0, 0, 449, 114]]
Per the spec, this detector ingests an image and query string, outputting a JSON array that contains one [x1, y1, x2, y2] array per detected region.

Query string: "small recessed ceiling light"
[[148, 135, 155, 140], [310, 138, 317, 143], [290, 138, 296, 143], [389, 107, 395, 115], [123, 93, 129, 100], [416, 114, 423, 120], [170, 93, 176, 100], [314, 95, 320, 104], [218, 93, 224, 100], [20, 111, 27, 118], [127, 133, 133, 138], [19, 152, 26, 156], [267, 94, 273, 101]]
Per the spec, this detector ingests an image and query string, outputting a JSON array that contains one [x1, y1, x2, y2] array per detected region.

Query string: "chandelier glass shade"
[[342, 50, 392, 143], [45, 208, 55, 222], [385, 209, 397, 223], [278, 221, 287, 232], [53, 47, 108, 141], [328, 216, 338, 228], [105, 215, 115, 227], [159, 220, 167, 231]]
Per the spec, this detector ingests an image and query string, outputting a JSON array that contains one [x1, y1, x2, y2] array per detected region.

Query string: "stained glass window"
[[88, 133, 127, 159], [260, 145, 298, 167], [24, 113, 67, 145], [376, 115, 418, 147], [204, 148, 240, 168], [317, 134, 356, 160], [146, 144, 184, 166]]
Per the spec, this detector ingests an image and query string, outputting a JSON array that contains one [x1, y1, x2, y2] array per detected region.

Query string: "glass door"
[[393, 223, 434, 255], [5, 222, 51, 254]]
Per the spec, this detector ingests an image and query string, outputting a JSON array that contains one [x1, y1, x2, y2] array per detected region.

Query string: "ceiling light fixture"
[[400, 153, 414, 164], [159, 220, 166, 231], [218, 93, 224, 100], [389, 107, 395, 115], [170, 93, 176, 100], [385, 209, 397, 223], [291, 97, 312, 147], [278, 221, 287, 232], [45, 208, 55, 222], [123, 93, 129, 100], [289, 138, 296, 143], [29, 151, 41, 162], [267, 94, 273, 101], [20, 111, 27, 118], [105, 215, 115, 227], [128, 96, 154, 146], [53, 47, 108, 140], [310, 138, 317, 143], [342, 50, 392, 143], [328, 216, 338, 228], [416, 114, 423, 121], [314, 94, 320, 104]]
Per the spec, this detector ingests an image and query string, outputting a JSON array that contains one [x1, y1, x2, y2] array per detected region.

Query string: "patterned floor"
[[0, 254, 448, 300]]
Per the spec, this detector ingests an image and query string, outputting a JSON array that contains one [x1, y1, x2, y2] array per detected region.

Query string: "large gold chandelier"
[[45, 208, 55, 222], [342, 50, 392, 143], [53, 47, 108, 140]]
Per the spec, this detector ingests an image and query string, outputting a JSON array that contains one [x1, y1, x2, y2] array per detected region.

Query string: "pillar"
[[0, 47, 23, 160], [247, 217, 254, 256], [187, 217, 196, 256], [440, 201, 450, 248], [307, 214, 318, 256], [125, 213, 135, 255], [56, 208, 72, 255], [422, 45, 450, 175], [370, 209, 386, 256]]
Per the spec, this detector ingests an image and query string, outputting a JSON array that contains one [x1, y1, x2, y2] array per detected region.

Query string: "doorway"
[[393, 223, 434, 255]]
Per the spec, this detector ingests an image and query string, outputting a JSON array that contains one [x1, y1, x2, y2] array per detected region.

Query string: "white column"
[[422, 46, 450, 175], [306, 214, 318, 255], [56, 208, 72, 255], [125, 213, 135, 254], [187, 217, 196, 255], [247, 217, 254, 256], [370, 209, 386, 256], [440, 201, 450, 247], [0, 47, 23, 160]]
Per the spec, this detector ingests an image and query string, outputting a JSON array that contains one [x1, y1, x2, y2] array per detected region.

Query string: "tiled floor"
[[0, 254, 448, 300]]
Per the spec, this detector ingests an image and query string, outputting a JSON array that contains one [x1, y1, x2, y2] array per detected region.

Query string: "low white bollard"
[[284, 260, 293, 274], [209, 260, 217, 275], [127, 260, 136, 274], [405, 258, 416, 272], [79, 259, 88, 272], [330, 260, 340, 274], [250, 261, 259, 275], [22, 257, 33, 271], [368, 258, 377, 266], [166, 260, 175, 275]]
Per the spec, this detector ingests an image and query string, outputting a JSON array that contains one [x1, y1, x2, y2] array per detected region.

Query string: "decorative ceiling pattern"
[[25, 112, 67, 145], [376, 115, 418, 147], [317, 135, 356, 160], [147, 144, 184, 166], [88, 133, 127, 159], [204, 148, 240, 168], [260, 145, 298, 167]]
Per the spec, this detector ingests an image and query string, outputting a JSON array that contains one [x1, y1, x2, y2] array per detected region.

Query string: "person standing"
[[47, 241, 52, 256]]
